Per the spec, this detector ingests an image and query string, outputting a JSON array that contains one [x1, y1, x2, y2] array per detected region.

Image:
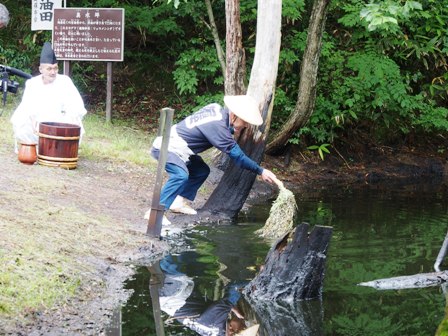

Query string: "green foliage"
[[337, 0, 367, 29], [173, 67, 199, 96], [282, 0, 305, 23], [173, 39, 224, 95], [309, 50, 422, 142], [270, 29, 307, 133], [332, 313, 403, 336], [270, 88, 296, 130], [414, 105, 448, 132], [122, 3, 182, 36], [307, 143, 331, 160], [360, 0, 422, 32]]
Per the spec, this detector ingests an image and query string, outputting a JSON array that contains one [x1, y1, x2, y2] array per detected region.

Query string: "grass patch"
[[81, 113, 156, 166], [0, 183, 145, 318], [0, 104, 157, 327]]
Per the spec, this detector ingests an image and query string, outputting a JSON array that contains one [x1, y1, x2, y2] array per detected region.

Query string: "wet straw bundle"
[[256, 178, 298, 241]]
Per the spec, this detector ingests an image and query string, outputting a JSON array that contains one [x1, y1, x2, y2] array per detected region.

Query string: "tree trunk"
[[204, 0, 282, 217], [266, 0, 331, 155], [204, 0, 226, 78], [244, 223, 333, 301], [211, 0, 247, 171], [224, 0, 246, 95]]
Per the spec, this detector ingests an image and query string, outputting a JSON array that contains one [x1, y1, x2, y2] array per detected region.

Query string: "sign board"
[[52, 8, 124, 61], [32, 0, 63, 31]]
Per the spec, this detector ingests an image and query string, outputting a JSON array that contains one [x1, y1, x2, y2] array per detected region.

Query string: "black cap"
[[40, 42, 57, 64]]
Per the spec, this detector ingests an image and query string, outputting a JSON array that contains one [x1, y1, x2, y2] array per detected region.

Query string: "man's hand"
[[260, 168, 278, 185]]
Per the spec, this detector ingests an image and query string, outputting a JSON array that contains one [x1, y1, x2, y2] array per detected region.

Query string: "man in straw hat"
[[0, 3, 9, 28], [10, 42, 87, 152], [145, 95, 278, 225]]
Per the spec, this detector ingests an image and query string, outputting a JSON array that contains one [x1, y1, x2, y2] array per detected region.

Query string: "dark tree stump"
[[244, 223, 333, 302]]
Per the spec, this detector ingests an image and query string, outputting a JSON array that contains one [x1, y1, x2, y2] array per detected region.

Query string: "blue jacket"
[[152, 103, 263, 175]]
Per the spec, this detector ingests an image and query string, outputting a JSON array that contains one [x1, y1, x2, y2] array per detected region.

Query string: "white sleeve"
[[10, 79, 39, 144]]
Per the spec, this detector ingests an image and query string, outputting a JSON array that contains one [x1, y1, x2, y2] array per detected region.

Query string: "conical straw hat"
[[224, 95, 263, 126]]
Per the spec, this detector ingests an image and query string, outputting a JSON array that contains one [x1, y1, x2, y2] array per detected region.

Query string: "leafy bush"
[[173, 40, 223, 95]]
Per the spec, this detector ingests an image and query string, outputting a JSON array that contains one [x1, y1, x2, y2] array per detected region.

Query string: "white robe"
[[10, 74, 87, 145]]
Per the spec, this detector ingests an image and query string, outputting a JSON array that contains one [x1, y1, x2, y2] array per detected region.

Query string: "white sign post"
[[32, 0, 63, 31]]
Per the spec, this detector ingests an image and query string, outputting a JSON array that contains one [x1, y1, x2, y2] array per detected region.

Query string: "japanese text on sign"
[[32, 0, 63, 31], [52, 8, 124, 62]]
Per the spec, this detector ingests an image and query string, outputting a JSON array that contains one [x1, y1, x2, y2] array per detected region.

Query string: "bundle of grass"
[[256, 178, 298, 241]]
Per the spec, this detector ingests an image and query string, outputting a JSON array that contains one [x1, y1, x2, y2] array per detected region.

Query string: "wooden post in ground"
[[106, 62, 113, 123], [146, 108, 174, 238]]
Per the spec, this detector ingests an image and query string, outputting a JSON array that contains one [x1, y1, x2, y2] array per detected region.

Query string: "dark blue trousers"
[[160, 155, 210, 210]]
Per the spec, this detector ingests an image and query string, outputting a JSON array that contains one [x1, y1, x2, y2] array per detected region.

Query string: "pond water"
[[109, 179, 448, 335]]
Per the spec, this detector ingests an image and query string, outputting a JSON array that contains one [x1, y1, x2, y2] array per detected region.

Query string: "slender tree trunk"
[[211, 0, 247, 170], [266, 0, 331, 155], [224, 0, 246, 95], [205, 0, 226, 77], [204, 0, 282, 217]]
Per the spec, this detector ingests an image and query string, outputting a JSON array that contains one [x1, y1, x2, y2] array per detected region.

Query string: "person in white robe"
[[0, 3, 9, 28], [10, 42, 87, 150]]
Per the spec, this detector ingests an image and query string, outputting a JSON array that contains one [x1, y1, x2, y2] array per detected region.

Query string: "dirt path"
[[0, 141, 171, 335]]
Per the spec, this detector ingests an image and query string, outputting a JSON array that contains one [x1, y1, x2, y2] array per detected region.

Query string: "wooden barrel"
[[38, 122, 81, 169]]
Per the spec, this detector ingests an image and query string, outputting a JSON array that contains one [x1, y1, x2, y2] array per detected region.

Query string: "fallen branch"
[[358, 271, 448, 290], [435, 231, 448, 271]]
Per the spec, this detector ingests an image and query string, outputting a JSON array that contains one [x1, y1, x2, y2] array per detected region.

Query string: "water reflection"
[[149, 256, 253, 335], [148, 262, 165, 336], [238, 298, 324, 336], [118, 180, 448, 335], [104, 307, 122, 336], [146, 255, 326, 336]]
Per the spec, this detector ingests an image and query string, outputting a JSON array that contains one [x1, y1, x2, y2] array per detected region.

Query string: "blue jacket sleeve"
[[228, 144, 263, 175]]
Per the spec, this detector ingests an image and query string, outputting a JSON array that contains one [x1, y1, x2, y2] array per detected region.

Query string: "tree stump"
[[244, 223, 333, 302]]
